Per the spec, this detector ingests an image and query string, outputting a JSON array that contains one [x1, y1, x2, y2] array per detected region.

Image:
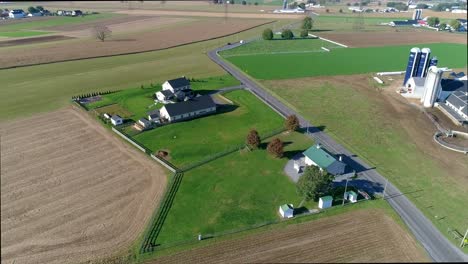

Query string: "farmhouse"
[[110, 115, 123, 126], [279, 204, 294, 219], [303, 144, 347, 176], [156, 90, 175, 102], [162, 77, 191, 93], [159, 95, 216, 122], [9, 9, 25, 19]]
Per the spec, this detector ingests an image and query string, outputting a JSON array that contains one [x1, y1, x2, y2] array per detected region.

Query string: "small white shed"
[[110, 115, 123, 126], [345, 191, 358, 203], [103, 113, 111, 119], [279, 204, 294, 219], [318, 196, 333, 209]]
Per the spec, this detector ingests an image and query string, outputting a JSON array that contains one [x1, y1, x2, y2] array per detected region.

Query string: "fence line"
[[150, 154, 177, 173], [111, 127, 147, 153]]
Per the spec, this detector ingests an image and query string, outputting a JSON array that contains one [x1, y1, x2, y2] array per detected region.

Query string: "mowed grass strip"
[[224, 43, 468, 79], [264, 79, 468, 250], [0, 31, 51, 38], [156, 131, 313, 245], [220, 38, 342, 57], [132, 90, 284, 167]]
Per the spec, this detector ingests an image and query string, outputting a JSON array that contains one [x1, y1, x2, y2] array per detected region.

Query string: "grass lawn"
[[86, 75, 239, 120], [223, 43, 467, 80], [155, 131, 313, 245], [0, 19, 292, 122], [0, 31, 51, 38], [220, 38, 342, 57], [264, 79, 468, 251], [132, 90, 284, 168], [0, 13, 118, 32]]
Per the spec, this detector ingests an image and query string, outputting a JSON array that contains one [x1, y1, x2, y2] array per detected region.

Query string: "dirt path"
[[149, 209, 428, 263], [0, 107, 167, 264]]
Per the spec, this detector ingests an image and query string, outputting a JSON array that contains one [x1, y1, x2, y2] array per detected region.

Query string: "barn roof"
[[162, 95, 215, 117], [166, 77, 190, 88]]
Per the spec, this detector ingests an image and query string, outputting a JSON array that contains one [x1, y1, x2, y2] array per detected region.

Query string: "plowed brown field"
[[317, 31, 468, 47], [0, 107, 167, 264], [149, 209, 428, 263]]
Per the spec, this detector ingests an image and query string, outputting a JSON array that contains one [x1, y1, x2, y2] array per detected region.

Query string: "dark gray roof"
[[159, 90, 174, 97], [139, 118, 151, 124], [441, 79, 467, 92], [111, 115, 122, 121], [392, 19, 417, 26], [446, 90, 468, 111], [167, 77, 190, 89], [147, 109, 160, 116], [163, 95, 215, 117], [326, 160, 347, 176]]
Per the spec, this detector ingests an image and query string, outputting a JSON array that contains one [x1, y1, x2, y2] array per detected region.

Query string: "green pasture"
[[156, 131, 313, 245], [132, 90, 284, 167], [220, 38, 342, 57], [224, 43, 467, 80], [264, 79, 468, 251], [0, 30, 50, 37]]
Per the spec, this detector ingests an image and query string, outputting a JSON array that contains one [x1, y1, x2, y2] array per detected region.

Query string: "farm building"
[[147, 109, 160, 122], [318, 196, 333, 209], [159, 95, 216, 122], [72, 10, 83, 16], [103, 113, 111, 119], [110, 115, 123, 126], [345, 191, 358, 203], [156, 90, 175, 102], [438, 82, 468, 125], [279, 204, 294, 218], [9, 9, 25, 19], [138, 118, 152, 129], [302, 144, 348, 176], [404, 77, 426, 97], [162, 77, 191, 93], [389, 20, 418, 27]]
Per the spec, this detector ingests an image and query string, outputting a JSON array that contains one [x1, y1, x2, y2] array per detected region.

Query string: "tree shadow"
[[299, 125, 326, 134], [283, 149, 304, 160], [339, 154, 375, 173], [111, 38, 136, 42], [214, 104, 239, 114], [333, 178, 384, 197], [309, 29, 333, 32]]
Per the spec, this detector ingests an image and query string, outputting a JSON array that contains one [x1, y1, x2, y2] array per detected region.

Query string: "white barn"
[[159, 95, 216, 122], [110, 115, 123, 126], [162, 77, 190, 93], [279, 204, 294, 218]]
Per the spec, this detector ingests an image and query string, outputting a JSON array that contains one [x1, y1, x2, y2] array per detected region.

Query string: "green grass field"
[[133, 90, 284, 167], [0, 13, 118, 32], [220, 38, 342, 57], [224, 43, 467, 80], [264, 79, 468, 251], [156, 131, 313, 245], [0, 31, 51, 37]]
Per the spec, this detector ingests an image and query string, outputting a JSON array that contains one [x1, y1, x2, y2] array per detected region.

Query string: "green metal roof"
[[303, 144, 337, 169], [348, 191, 357, 197], [280, 204, 292, 211], [320, 196, 333, 202]]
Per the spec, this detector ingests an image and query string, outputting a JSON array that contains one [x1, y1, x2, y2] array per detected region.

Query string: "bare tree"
[[93, 25, 112, 42]]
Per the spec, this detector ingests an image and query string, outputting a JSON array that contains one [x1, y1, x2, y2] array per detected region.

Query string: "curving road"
[[208, 43, 468, 262]]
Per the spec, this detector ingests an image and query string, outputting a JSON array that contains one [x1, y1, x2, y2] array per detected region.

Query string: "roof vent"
[[316, 144, 321, 149]]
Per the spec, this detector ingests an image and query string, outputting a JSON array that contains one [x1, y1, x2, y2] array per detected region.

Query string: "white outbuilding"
[[318, 196, 333, 209], [345, 191, 358, 203], [110, 115, 123, 126], [279, 204, 294, 219]]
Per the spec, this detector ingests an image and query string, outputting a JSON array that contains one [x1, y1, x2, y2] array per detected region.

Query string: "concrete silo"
[[403, 47, 421, 85], [282, 0, 288, 9], [415, 48, 431, 77], [421, 66, 443, 107]]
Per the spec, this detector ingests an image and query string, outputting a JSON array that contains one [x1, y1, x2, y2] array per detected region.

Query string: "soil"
[[0, 107, 167, 264], [0, 18, 272, 68], [0, 35, 75, 47], [116, 9, 307, 19], [149, 209, 428, 263], [316, 31, 468, 47], [43, 14, 154, 31]]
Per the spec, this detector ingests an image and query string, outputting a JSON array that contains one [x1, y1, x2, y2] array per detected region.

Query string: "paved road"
[[208, 43, 468, 262]]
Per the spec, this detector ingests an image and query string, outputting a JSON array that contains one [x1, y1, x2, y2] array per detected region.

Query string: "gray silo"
[[403, 47, 421, 85], [415, 48, 431, 77]]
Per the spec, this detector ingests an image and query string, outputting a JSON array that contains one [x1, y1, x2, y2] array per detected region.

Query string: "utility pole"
[[382, 178, 388, 199], [342, 176, 349, 206]]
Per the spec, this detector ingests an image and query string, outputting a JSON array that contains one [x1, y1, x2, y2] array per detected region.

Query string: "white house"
[[159, 95, 216, 123], [9, 9, 25, 19], [110, 115, 123, 126], [303, 144, 347, 176], [279, 204, 294, 218], [155, 90, 175, 102], [345, 191, 358, 203], [162, 77, 191, 93], [318, 196, 333, 209]]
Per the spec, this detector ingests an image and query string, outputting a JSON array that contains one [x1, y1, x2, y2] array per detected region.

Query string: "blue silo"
[[415, 48, 431, 77], [429, 57, 438, 67], [403, 47, 421, 85]]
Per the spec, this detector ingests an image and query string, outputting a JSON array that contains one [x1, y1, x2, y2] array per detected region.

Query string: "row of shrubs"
[[72, 90, 119, 100]]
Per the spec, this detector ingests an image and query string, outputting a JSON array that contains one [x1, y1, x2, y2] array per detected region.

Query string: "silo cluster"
[[403, 47, 437, 85], [421, 66, 444, 107], [412, 9, 422, 20]]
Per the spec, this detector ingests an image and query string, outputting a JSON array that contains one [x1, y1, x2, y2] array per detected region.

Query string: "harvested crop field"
[[117, 9, 304, 19], [316, 31, 468, 48], [149, 209, 428, 263], [0, 107, 167, 264], [42, 14, 153, 31], [0, 18, 272, 68], [0, 35, 75, 47]]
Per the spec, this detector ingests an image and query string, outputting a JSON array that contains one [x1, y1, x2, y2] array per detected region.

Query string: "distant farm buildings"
[[9, 9, 25, 19]]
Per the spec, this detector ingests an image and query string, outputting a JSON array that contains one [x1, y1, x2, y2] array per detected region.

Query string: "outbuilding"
[[103, 113, 111, 119], [138, 118, 152, 129], [318, 196, 333, 209], [147, 109, 160, 122], [156, 90, 175, 102], [279, 204, 294, 218], [110, 115, 123, 126], [345, 191, 358, 203], [159, 95, 216, 122]]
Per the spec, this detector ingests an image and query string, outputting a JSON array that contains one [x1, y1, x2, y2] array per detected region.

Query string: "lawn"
[[132, 90, 284, 168], [223, 43, 468, 80], [0, 13, 118, 32], [87, 75, 240, 120], [0, 19, 292, 122], [0, 31, 50, 38], [220, 38, 342, 57], [156, 131, 313, 245], [264, 79, 468, 251]]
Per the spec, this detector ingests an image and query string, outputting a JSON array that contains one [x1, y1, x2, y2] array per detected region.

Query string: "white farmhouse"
[[162, 77, 191, 93], [110, 115, 123, 126], [303, 144, 348, 176], [279, 204, 294, 218], [155, 90, 175, 102], [159, 95, 216, 122]]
